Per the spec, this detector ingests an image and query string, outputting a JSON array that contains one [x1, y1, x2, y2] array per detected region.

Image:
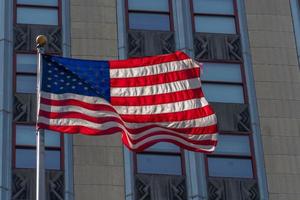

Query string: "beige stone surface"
[[246, 0, 300, 199], [70, 0, 124, 199]]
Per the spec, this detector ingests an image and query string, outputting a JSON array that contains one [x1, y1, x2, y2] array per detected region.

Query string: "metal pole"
[[36, 35, 47, 200]]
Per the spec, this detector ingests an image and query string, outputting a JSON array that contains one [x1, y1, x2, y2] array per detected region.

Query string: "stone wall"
[[245, 0, 300, 199], [70, 0, 124, 199]]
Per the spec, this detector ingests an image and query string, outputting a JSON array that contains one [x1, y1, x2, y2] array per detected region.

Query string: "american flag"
[[37, 51, 218, 152]]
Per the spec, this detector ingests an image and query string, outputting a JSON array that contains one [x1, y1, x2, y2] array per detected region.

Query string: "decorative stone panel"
[[194, 33, 242, 61], [128, 30, 175, 57], [13, 94, 37, 123], [12, 169, 64, 200], [211, 102, 251, 132], [208, 178, 259, 200], [135, 174, 186, 200], [14, 24, 62, 53]]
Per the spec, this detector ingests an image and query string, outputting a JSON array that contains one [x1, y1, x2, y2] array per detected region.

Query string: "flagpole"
[[36, 35, 47, 200]]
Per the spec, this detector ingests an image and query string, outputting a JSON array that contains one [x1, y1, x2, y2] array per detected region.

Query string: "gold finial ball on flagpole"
[[36, 35, 47, 47]]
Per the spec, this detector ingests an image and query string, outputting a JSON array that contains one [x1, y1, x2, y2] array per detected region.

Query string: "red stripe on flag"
[[109, 51, 190, 69], [111, 88, 204, 106], [40, 97, 116, 112], [120, 105, 215, 123], [110, 68, 200, 87], [39, 110, 217, 134]]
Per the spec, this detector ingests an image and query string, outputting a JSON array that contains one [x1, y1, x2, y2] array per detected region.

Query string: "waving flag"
[[37, 51, 218, 152]]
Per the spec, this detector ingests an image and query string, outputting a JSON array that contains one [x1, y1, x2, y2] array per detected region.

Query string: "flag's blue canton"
[[41, 55, 110, 101]]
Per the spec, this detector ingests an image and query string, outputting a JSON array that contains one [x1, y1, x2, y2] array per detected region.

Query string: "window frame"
[[190, 0, 240, 34], [125, 0, 174, 31], [190, 0, 257, 180], [14, 0, 62, 26], [12, 0, 64, 171], [12, 122, 65, 170], [133, 148, 186, 176], [205, 131, 257, 179]]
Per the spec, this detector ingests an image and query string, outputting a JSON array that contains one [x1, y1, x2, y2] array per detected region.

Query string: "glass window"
[[16, 125, 61, 147], [16, 125, 36, 146], [16, 54, 37, 73], [16, 149, 61, 169], [45, 130, 61, 147], [145, 142, 180, 153], [137, 154, 182, 175], [17, 0, 58, 6], [202, 63, 242, 83], [128, 0, 169, 12], [129, 13, 170, 31], [202, 83, 244, 103], [208, 157, 253, 178], [16, 75, 36, 93], [16, 149, 36, 168], [193, 0, 234, 15], [214, 135, 251, 156], [45, 150, 61, 170], [195, 16, 236, 34], [17, 7, 58, 25]]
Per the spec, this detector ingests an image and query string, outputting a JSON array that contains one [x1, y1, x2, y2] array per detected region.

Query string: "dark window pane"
[[137, 154, 182, 175], [45, 150, 60, 170], [16, 149, 36, 168], [16, 54, 37, 73], [202, 83, 244, 103], [16, 149, 60, 169], [16, 125, 36, 146], [17, 0, 58, 6], [214, 135, 251, 156], [45, 130, 61, 147], [202, 63, 242, 82], [208, 157, 253, 178], [195, 16, 236, 34], [16, 75, 36, 93], [16, 125, 60, 147], [193, 0, 234, 15], [129, 13, 170, 31], [129, 0, 169, 12], [17, 7, 58, 25]]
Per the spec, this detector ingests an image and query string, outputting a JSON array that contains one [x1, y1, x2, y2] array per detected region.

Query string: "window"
[[13, 0, 63, 172], [14, 125, 63, 170], [135, 142, 183, 175], [201, 63, 245, 103], [16, 0, 59, 25], [208, 134, 253, 178], [127, 0, 172, 31], [192, 0, 237, 34], [16, 53, 37, 93], [191, 0, 256, 180]]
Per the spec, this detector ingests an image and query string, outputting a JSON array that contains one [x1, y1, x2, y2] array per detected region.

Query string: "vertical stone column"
[[70, 0, 124, 199], [245, 0, 300, 199], [0, 0, 13, 199]]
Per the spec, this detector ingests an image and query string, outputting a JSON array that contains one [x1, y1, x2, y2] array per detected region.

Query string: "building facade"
[[0, 0, 299, 199]]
